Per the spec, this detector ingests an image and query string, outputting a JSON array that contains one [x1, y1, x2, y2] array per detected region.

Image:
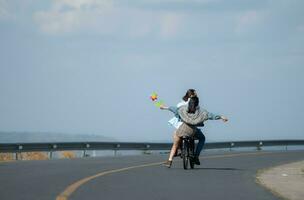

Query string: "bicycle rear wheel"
[[182, 139, 189, 170], [189, 140, 195, 169]]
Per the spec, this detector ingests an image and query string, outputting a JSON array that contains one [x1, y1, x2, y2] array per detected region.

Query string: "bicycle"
[[180, 135, 195, 170]]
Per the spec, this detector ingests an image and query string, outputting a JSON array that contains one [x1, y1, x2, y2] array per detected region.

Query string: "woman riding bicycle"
[[161, 96, 228, 168]]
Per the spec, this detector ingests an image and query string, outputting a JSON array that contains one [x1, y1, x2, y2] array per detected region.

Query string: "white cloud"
[[159, 13, 184, 38], [33, 0, 114, 34], [33, 0, 185, 38], [235, 10, 262, 34], [140, 0, 215, 3], [0, 0, 10, 19]]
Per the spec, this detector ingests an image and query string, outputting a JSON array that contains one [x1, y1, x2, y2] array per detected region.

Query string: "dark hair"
[[188, 96, 199, 113], [182, 89, 196, 102]]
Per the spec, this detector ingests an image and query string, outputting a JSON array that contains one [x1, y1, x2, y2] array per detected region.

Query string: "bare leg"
[[168, 133, 181, 161]]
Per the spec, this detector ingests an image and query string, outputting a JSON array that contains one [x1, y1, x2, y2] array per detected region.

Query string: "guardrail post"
[[143, 144, 151, 155], [114, 144, 120, 156], [82, 143, 90, 158], [257, 142, 263, 151], [17, 145, 23, 160], [86, 144, 91, 157], [230, 142, 234, 151], [50, 144, 57, 159]]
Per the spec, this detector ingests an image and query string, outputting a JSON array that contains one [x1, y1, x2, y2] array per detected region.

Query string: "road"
[[1, 150, 304, 200]]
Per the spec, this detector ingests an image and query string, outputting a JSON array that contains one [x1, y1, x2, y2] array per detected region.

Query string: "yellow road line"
[[56, 161, 165, 200], [56, 151, 274, 200]]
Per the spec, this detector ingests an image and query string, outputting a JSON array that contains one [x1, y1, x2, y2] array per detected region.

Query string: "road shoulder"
[[256, 160, 304, 200]]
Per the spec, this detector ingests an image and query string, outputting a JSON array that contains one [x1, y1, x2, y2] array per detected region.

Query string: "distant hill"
[[0, 132, 116, 143]]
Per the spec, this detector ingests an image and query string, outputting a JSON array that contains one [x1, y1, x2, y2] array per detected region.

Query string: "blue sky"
[[0, 0, 303, 142]]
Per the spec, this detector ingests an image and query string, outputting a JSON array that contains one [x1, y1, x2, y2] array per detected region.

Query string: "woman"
[[166, 89, 197, 160], [161, 96, 228, 168]]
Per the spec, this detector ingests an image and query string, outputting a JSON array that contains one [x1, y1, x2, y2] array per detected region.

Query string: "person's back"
[[168, 89, 197, 129]]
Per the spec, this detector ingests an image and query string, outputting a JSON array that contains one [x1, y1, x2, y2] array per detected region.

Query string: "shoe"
[[194, 157, 200, 165], [163, 160, 172, 168]]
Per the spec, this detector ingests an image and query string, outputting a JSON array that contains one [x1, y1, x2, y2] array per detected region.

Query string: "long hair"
[[188, 96, 199, 113], [182, 89, 196, 102]]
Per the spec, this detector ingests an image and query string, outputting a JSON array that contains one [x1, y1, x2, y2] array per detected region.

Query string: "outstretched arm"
[[208, 112, 228, 122], [160, 105, 178, 115]]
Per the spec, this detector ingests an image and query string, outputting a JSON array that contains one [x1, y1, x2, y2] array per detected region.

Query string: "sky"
[[0, 0, 303, 142]]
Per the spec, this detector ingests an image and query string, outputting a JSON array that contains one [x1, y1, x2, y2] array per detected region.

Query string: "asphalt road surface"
[[1, 150, 304, 200]]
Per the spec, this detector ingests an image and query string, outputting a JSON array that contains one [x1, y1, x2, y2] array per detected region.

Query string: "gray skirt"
[[175, 123, 197, 137]]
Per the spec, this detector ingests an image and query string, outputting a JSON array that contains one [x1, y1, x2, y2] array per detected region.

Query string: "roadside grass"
[[22, 152, 49, 160], [60, 151, 76, 159], [0, 153, 14, 162], [0, 151, 76, 162]]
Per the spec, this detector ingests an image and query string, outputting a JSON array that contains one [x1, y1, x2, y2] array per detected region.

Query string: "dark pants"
[[194, 129, 205, 157]]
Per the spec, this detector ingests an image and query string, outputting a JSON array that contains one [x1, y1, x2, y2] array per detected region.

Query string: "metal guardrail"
[[1, 140, 304, 153]]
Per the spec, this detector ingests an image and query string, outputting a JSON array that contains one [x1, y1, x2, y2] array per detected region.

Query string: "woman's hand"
[[221, 116, 228, 122], [159, 105, 168, 110]]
